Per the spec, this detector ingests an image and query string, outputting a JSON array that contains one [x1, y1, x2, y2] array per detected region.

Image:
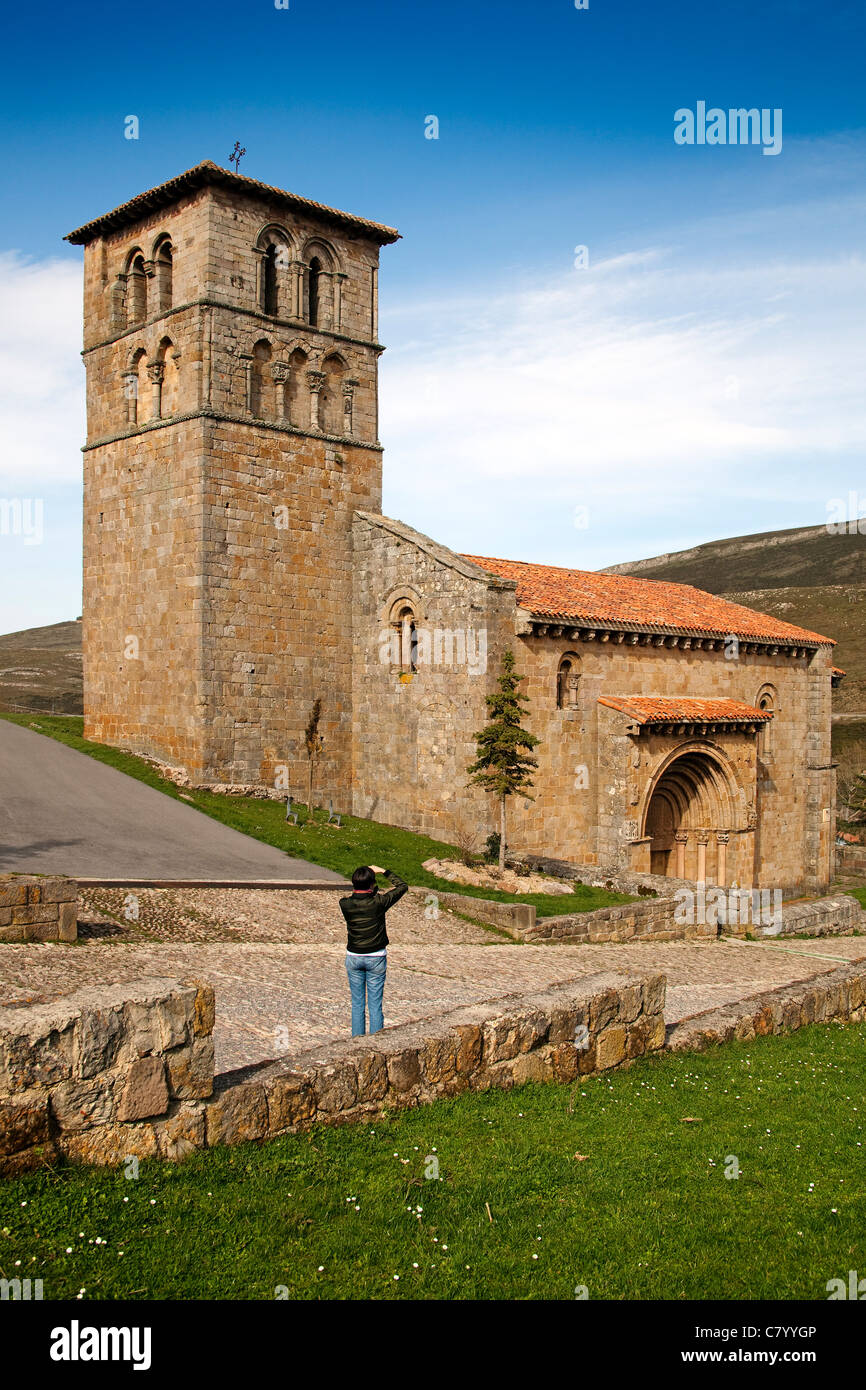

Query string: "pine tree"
[[467, 649, 540, 870]]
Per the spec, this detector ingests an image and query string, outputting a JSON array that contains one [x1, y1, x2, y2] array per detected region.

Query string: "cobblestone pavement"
[[1, 887, 865, 1074]]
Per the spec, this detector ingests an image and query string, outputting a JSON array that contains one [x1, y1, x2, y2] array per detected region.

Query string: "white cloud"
[[380, 236, 866, 565], [0, 252, 84, 491]]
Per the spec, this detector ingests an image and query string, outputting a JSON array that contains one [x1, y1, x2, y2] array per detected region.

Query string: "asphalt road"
[[0, 719, 346, 882]]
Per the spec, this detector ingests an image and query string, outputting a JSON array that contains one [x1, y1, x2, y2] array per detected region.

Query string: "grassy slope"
[[0, 619, 83, 714], [606, 523, 866, 710], [0, 713, 630, 919], [1, 1024, 862, 1300]]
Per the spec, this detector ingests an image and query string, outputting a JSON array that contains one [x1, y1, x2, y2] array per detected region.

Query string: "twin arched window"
[[255, 229, 339, 329], [121, 236, 173, 328]]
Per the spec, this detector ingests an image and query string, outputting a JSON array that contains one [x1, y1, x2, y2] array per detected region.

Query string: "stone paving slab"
[[3, 928, 866, 1075]]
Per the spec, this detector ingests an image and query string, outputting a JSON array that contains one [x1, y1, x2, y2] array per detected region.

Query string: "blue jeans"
[[346, 952, 386, 1036]]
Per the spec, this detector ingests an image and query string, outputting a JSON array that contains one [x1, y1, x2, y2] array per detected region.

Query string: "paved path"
[[0, 719, 344, 882], [1, 886, 864, 1074]]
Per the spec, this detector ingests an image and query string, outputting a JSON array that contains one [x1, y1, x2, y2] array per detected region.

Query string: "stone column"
[[111, 275, 127, 332], [333, 273, 347, 333], [240, 355, 253, 413], [307, 370, 325, 429], [272, 362, 289, 420], [292, 262, 307, 321], [371, 265, 379, 340], [716, 832, 729, 887], [252, 247, 266, 310], [674, 831, 688, 879], [122, 371, 138, 425], [342, 378, 359, 437], [696, 831, 710, 884], [147, 361, 164, 420]]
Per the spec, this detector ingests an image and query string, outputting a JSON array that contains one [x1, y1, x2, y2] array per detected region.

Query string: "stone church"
[[66, 161, 840, 893]]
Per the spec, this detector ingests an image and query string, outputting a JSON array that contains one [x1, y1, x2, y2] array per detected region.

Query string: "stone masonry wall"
[[0, 978, 215, 1178], [0, 876, 77, 943], [666, 961, 866, 1052], [0, 972, 664, 1174], [351, 512, 516, 834], [503, 890, 864, 945]]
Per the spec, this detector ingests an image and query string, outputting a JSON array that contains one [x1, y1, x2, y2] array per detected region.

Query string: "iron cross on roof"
[[228, 142, 246, 173]]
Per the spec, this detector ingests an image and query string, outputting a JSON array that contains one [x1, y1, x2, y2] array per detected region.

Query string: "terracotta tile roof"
[[832, 666, 847, 676], [598, 696, 772, 724], [461, 554, 834, 645], [65, 161, 401, 246]]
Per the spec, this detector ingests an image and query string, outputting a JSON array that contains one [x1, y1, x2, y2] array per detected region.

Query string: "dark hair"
[[352, 865, 377, 891]]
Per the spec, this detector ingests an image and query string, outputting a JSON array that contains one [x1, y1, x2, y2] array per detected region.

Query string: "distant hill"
[[603, 521, 866, 593], [604, 521, 866, 716], [0, 619, 83, 714]]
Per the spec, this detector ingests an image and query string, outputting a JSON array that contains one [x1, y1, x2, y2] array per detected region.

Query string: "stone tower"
[[66, 162, 400, 800]]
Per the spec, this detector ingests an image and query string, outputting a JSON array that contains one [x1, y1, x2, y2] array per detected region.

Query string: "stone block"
[[385, 1048, 422, 1097], [589, 988, 619, 1033], [551, 1042, 580, 1082], [510, 1049, 554, 1085], [641, 974, 667, 1017], [0, 882, 28, 908], [595, 1025, 627, 1070], [117, 1056, 170, 1121], [265, 1071, 317, 1132], [0, 1093, 51, 1157], [41, 880, 78, 904], [78, 1005, 126, 1079], [420, 1036, 458, 1086], [52, 1075, 118, 1133], [59, 1121, 158, 1167], [153, 1102, 206, 1160], [166, 1037, 214, 1100], [205, 1083, 268, 1146], [354, 1050, 388, 1102], [0, 1016, 78, 1095], [191, 981, 215, 1037], [153, 989, 194, 1050], [58, 901, 78, 941]]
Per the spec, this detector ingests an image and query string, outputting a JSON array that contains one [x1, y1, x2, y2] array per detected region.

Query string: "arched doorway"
[[642, 747, 739, 883]]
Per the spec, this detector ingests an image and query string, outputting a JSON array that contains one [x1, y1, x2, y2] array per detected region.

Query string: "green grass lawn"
[[0, 713, 631, 920], [2, 1024, 863, 1300]]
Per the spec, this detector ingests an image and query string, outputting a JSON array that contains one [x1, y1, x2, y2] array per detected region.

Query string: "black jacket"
[[339, 870, 408, 954]]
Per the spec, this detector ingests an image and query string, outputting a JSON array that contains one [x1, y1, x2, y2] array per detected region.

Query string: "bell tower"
[[66, 161, 400, 798]]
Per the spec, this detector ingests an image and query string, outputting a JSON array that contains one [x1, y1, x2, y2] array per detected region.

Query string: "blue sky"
[[1, 0, 865, 630]]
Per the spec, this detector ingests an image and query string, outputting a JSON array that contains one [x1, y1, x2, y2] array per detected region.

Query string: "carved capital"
[[307, 370, 325, 393], [146, 362, 165, 385], [271, 362, 290, 383]]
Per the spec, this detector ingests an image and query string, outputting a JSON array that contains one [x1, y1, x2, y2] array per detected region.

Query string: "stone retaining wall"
[[666, 962, 866, 1052], [0, 970, 665, 1174], [0, 875, 77, 943], [750, 892, 865, 939], [0, 977, 214, 1177], [520, 894, 714, 944], [410, 886, 536, 934]]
